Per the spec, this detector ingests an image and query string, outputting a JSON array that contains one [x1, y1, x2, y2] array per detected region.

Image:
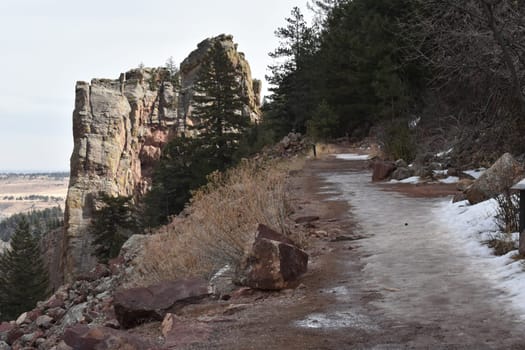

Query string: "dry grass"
[[485, 233, 517, 256], [124, 157, 305, 287]]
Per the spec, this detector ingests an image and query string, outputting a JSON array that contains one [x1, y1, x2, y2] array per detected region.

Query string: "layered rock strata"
[[62, 34, 261, 281]]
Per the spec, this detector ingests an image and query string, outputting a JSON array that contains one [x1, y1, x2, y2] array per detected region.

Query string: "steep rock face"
[[180, 34, 261, 126], [62, 35, 261, 281]]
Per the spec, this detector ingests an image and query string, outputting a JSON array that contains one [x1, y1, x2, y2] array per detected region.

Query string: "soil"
[[150, 154, 525, 349]]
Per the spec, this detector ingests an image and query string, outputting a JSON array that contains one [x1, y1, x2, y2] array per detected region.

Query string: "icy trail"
[[319, 165, 525, 347]]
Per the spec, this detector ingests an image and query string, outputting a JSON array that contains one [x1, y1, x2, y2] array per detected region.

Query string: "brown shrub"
[[123, 158, 304, 287]]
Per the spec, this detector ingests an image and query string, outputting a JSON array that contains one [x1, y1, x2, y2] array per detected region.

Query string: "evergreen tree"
[[0, 219, 49, 321], [265, 7, 319, 137], [190, 40, 250, 171], [143, 136, 210, 227], [90, 194, 140, 263]]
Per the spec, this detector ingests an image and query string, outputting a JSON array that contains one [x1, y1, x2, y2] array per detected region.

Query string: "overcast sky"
[[0, 0, 310, 171]]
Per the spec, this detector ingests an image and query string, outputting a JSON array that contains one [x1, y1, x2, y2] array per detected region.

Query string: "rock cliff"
[[61, 34, 261, 281]]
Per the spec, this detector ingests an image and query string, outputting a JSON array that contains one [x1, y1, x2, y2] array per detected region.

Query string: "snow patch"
[[436, 148, 453, 158], [436, 199, 525, 317], [438, 176, 459, 184], [464, 168, 486, 179], [390, 176, 421, 184], [336, 153, 370, 161], [295, 311, 378, 330]]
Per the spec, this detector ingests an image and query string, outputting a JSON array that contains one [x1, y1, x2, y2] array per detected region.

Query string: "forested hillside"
[[263, 0, 525, 167]]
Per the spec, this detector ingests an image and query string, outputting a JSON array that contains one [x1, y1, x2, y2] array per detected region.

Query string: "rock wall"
[[61, 34, 261, 282]]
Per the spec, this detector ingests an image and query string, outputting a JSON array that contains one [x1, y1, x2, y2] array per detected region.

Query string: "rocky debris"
[[0, 264, 120, 349], [260, 132, 309, 159], [235, 224, 308, 290], [113, 278, 210, 329], [391, 167, 413, 181], [62, 34, 262, 282], [395, 159, 408, 168], [465, 153, 524, 204], [372, 160, 396, 181], [209, 265, 236, 299], [63, 324, 155, 350]]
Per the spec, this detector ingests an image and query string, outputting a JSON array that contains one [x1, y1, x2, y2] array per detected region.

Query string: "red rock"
[[6, 326, 23, 345], [0, 322, 15, 342], [77, 264, 111, 282], [161, 313, 211, 347], [44, 294, 65, 309], [235, 225, 308, 290], [256, 223, 295, 245], [63, 324, 154, 350], [294, 216, 320, 225], [372, 160, 396, 181], [113, 277, 210, 329]]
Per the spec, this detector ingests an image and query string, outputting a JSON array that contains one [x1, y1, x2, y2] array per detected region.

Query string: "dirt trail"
[[190, 155, 525, 350]]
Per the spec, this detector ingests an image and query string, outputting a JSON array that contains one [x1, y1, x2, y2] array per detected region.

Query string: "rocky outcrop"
[[62, 34, 261, 281], [235, 224, 308, 290], [180, 34, 261, 125], [113, 278, 210, 329], [465, 153, 523, 204]]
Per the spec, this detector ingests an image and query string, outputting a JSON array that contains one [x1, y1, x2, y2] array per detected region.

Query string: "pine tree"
[[0, 219, 49, 321], [190, 40, 250, 171], [90, 194, 140, 263], [265, 7, 319, 136], [143, 136, 210, 227]]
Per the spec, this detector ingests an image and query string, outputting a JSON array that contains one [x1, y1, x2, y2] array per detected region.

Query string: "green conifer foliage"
[[90, 194, 140, 263], [0, 219, 49, 321], [190, 40, 250, 171]]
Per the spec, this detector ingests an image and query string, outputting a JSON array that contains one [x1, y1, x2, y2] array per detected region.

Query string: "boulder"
[[372, 160, 395, 181], [465, 153, 524, 204], [456, 178, 474, 192], [63, 324, 153, 350], [395, 159, 408, 168], [452, 192, 467, 203], [391, 167, 413, 181], [35, 315, 53, 329], [235, 224, 308, 290], [113, 277, 210, 329]]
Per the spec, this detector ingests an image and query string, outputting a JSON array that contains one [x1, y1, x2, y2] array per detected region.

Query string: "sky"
[[0, 0, 310, 172]]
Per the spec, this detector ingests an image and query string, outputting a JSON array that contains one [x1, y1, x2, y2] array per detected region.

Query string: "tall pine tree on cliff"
[[0, 219, 49, 321], [190, 40, 249, 171]]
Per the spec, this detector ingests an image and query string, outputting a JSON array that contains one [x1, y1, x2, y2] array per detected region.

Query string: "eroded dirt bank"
[[186, 156, 525, 349]]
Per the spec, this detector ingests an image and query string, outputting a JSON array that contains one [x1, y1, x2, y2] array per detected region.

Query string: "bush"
[[306, 101, 340, 141], [495, 191, 519, 234], [90, 194, 141, 264], [485, 233, 516, 256], [123, 158, 304, 288], [380, 120, 417, 162]]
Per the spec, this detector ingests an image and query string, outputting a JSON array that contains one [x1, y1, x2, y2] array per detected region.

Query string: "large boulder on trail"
[[235, 224, 308, 290], [113, 278, 210, 329], [372, 160, 396, 181], [465, 153, 523, 204]]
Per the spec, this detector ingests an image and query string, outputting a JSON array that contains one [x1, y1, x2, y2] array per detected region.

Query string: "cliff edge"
[[61, 34, 261, 282]]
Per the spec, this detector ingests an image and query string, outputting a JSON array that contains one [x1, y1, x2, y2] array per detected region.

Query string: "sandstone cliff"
[[61, 34, 261, 281]]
